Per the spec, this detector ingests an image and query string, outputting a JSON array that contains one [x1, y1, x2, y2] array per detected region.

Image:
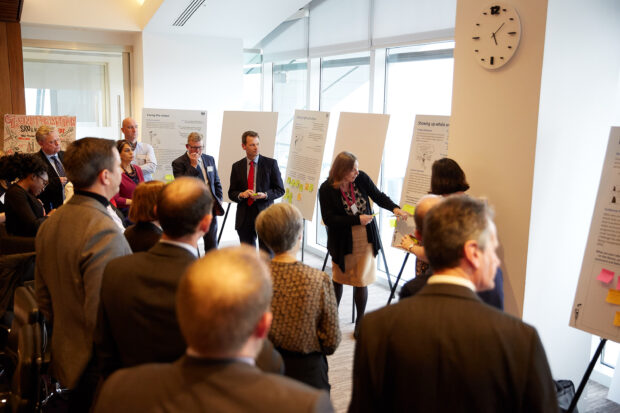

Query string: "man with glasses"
[[172, 132, 223, 252], [121, 117, 157, 181], [35, 125, 67, 213]]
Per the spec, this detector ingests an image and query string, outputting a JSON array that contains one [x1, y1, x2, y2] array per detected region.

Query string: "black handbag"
[[555, 379, 578, 413]]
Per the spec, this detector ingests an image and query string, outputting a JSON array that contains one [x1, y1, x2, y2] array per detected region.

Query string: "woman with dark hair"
[[124, 181, 164, 252], [430, 157, 470, 195], [112, 140, 144, 217], [2, 153, 51, 236], [256, 203, 340, 390], [319, 151, 407, 337]]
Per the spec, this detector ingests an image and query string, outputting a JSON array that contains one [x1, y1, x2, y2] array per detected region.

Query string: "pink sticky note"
[[597, 268, 614, 284]]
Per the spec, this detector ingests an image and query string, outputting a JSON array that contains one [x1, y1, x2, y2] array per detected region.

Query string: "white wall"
[[523, 0, 620, 386], [450, 0, 548, 317], [141, 32, 243, 156]]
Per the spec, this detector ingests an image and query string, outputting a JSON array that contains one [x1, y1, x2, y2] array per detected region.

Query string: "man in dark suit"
[[96, 177, 281, 377], [228, 130, 284, 252], [35, 138, 132, 412], [35, 125, 66, 213], [94, 246, 333, 413], [172, 132, 224, 252], [349, 195, 558, 413]]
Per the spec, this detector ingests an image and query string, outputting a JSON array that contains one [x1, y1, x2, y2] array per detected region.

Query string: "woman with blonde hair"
[[319, 151, 407, 337], [124, 181, 164, 252]]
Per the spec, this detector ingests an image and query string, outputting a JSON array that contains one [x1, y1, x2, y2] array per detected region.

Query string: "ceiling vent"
[[172, 0, 206, 27]]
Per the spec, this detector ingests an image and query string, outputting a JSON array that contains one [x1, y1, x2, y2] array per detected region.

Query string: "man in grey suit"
[[35, 138, 132, 412], [94, 246, 333, 413], [349, 195, 558, 413]]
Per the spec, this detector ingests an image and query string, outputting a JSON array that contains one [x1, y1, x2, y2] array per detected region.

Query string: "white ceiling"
[[145, 0, 310, 48]]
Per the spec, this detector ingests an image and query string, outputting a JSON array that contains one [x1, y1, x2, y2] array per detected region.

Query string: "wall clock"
[[472, 3, 521, 70]]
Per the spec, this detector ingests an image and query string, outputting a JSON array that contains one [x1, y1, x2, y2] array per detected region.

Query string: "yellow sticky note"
[[309, 184, 314, 192], [403, 204, 415, 215], [297, 193, 302, 201], [287, 196, 292, 204], [305, 183, 309, 190], [287, 177, 291, 184], [606, 289, 620, 305], [164, 174, 175, 183], [299, 184, 303, 192], [389, 218, 397, 228], [614, 312, 620, 327]]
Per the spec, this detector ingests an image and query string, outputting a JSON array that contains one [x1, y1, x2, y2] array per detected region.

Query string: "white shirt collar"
[[427, 274, 476, 292], [159, 239, 198, 257]]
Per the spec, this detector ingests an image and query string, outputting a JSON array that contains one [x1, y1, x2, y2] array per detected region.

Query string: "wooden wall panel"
[[6, 22, 23, 114]]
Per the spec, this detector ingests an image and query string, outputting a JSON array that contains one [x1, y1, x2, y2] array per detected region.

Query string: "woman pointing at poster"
[[319, 151, 408, 337]]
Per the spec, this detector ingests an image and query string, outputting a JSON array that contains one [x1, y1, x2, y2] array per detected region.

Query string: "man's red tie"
[[247, 160, 255, 206]]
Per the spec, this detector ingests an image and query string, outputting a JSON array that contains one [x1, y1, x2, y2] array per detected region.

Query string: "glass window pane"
[[242, 51, 262, 111]]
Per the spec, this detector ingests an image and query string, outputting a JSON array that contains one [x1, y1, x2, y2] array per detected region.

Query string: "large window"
[[242, 50, 263, 111], [22, 46, 129, 139], [379, 42, 455, 273]]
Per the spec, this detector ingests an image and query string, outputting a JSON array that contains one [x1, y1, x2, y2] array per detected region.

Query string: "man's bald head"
[[414, 194, 442, 238], [158, 177, 213, 238], [121, 117, 138, 142], [176, 246, 273, 356]]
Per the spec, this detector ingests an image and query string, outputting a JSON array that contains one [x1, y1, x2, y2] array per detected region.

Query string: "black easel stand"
[[217, 204, 231, 244], [387, 253, 410, 305], [567, 338, 607, 413], [301, 219, 306, 262]]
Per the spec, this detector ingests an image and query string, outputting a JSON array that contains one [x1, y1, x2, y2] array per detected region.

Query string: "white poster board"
[[3, 115, 76, 154], [282, 110, 330, 221], [571, 127, 620, 342], [218, 111, 278, 203], [391, 115, 450, 247], [141, 108, 207, 181], [332, 112, 390, 183]]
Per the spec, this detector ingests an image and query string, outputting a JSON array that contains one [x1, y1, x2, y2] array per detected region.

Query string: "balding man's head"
[[413, 195, 442, 238], [157, 177, 213, 238], [176, 246, 272, 356], [121, 117, 138, 142]]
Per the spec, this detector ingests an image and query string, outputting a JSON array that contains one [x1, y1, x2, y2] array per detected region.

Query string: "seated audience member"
[[35, 138, 132, 412], [349, 195, 558, 413], [399, 194, 441, 300], [112, 139, 144, 217], [123, 181, 164, 252], [97, 177, 281, 377], [2, 153, 51, 237], [94, 246, 333, 413], [256, 203, 340, 390]]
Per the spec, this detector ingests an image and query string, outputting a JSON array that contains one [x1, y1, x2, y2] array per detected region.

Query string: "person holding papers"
[[319, 151, 408, 337]]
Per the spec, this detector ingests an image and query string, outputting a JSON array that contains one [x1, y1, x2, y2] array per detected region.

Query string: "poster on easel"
[[282, 110, 330, 221], [141, 108, 208, 182], [391, 115, 450, 248], [218, 111, 279, 203], [571, 127, 620, 343], [3, 115, 76, 154]]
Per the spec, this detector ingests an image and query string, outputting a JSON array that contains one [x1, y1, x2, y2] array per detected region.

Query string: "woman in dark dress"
[[112, 140, 144, 217], [124, 181, 164, 252], [2, 153, 51, 237]]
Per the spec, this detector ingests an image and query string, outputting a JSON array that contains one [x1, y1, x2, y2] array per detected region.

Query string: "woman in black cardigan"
[[319, 151, 407, 335]]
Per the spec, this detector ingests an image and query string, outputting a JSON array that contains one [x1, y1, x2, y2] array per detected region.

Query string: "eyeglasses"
[[38, 176, 49, 189], [187, 145, 203, 151]]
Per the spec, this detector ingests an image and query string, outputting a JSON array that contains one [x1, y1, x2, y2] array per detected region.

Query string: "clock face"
[[472, 4, 521, 70]]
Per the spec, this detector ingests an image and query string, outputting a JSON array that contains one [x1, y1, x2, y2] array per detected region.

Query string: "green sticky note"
[[389, 218, 397, 228], [164, 174, 175, 183], [403, 204, 415, 215], [309, 184, 314, 192], [287, 177, 291, 184]]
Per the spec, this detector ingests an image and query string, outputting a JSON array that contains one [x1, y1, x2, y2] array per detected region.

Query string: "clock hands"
[[490, 23, 505, 46]]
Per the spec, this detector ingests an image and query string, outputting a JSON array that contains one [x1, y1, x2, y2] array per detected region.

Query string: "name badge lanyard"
[[340, 182, 359, 215]]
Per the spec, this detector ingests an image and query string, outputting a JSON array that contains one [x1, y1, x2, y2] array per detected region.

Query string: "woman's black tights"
[[332, 281, 368, 324]]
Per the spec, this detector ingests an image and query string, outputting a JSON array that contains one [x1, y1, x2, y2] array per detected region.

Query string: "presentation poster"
[[571, 127, 620, 342], [332, 112, 390, 184], [141, 108, 207, 181], [282, 110, 330, 221], [3, 115, 76, 154], [218, 111, 278, 203], [391, 115, 450, 248]]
